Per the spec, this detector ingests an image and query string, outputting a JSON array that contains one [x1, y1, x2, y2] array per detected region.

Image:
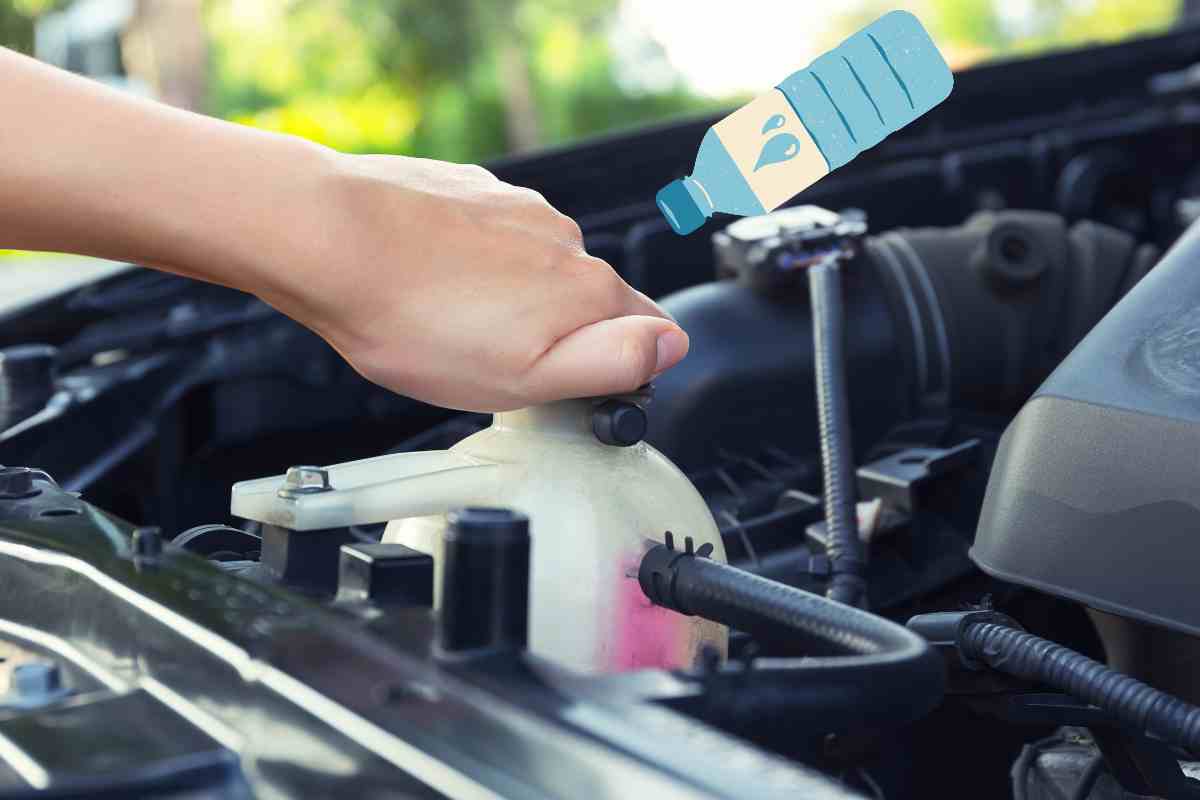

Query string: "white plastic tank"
[[231, 397, 727, 674]]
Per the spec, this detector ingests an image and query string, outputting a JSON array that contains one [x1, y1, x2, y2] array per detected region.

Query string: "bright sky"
[[619, 0, 860, 97]]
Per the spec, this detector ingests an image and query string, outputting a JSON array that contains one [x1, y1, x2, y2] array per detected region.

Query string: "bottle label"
[[710, 89, 830, 213]]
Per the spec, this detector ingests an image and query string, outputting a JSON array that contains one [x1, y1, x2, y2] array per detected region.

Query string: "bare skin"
[[0, 47, 688, 412]]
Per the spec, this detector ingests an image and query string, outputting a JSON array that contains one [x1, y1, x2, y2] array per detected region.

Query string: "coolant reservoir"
[[231, 397, 727, 674]]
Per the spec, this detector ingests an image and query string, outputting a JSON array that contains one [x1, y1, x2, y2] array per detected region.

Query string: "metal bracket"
[[856, 439, 981, 514]]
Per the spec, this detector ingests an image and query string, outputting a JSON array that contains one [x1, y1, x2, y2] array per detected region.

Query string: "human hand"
[[0, 46, 685, 412], [257, 151, 688, 412]]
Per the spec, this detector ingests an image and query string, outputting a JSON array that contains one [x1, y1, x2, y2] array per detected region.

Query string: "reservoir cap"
[[657, 179, 707, 235]]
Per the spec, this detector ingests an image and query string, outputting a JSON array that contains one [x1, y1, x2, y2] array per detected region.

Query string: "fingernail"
[[655, 329, 689, 373]]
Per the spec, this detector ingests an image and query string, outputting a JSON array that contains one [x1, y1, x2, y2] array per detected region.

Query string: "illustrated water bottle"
[[656, 11, 953, 235]]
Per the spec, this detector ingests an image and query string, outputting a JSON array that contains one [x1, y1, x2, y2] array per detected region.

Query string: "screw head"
[[981, 223, 1048, 287], [807, 553, 832, 578], [11, 661, 61, 698], [279, 466, 331, 498], [132, 526, 163, 562], [0, 467, 38, 500]]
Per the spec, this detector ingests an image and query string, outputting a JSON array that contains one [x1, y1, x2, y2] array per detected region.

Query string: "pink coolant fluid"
[[612, 556, 691, 670], [609, 552, 724, 671]]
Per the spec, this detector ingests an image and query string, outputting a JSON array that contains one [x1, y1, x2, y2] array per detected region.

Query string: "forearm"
[[0, 46, 328, 295], [0, 47, 688, 411]]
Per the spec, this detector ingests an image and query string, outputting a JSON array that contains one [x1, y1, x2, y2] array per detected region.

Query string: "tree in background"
[[0, 0, 1189, 164], [825, 0, 1182, 68], [0, 0, 69, 55], [123, 0, 207, 111], [206, 0, 717, 163]]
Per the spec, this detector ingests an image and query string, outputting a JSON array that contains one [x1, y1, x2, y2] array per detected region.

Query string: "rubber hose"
[[640, 544, 945, 732], [808, 258, 866, 607], [961, 621, 1200, 754]]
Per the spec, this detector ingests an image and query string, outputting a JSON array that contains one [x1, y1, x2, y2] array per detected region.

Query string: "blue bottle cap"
[[657, 179, 707, 236]]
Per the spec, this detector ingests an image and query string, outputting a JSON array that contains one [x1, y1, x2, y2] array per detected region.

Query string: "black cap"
[[592, 399, 648, 447], [0, 467, 38, 500], [445, 508, 529, 540], [438, 508, 531, 656], [0, 345, 57, 428]]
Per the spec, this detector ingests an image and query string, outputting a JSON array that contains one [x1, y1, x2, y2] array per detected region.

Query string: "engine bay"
[[7, 24, 1200, 800]]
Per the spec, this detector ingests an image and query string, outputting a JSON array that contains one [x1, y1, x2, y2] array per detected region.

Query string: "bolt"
[[0, 467, 38, 500], [10, 661, 61, 699], [132, 526, 163, 563], [278, 466, 331, 498], [807, 553, 832, 578]]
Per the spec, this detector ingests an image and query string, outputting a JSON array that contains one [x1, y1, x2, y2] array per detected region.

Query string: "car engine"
[[6, 23, 1200, 800]]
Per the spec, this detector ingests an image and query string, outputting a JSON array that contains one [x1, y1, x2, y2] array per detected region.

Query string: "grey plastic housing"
[[972, 219, 1200, 638]]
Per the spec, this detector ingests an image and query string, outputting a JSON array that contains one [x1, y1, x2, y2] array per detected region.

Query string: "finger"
[[629, 288, 675, 323], [522, 316, 689, 402]]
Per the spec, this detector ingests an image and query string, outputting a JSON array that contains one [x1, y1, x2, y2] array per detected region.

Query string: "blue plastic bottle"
[[657, 11, 953, 235]]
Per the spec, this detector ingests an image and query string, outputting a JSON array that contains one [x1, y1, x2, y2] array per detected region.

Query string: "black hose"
[[808, 258, 866, 607], [960, 620, 1200, 754], [640, 544, 945, 734]]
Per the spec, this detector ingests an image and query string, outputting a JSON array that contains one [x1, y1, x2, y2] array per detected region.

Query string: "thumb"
[[523, 316, 689, 403]]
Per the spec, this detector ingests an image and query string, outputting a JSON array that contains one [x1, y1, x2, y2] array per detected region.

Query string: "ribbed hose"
[[808, 258, 866, 607], [642, 544, 911, 654], [640, 545, 945, 732], [961, 621, 1200, 753]]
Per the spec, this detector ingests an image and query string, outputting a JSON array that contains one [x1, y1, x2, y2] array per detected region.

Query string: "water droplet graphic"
[[761, 113, 786, 134], [754, 133, 800, 171]]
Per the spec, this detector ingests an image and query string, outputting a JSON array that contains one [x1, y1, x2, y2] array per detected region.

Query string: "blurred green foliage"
[[942, 0, 1181, 54], [204, 0, 726, 163], [830, 0, 1181, 66], [0, 0, 1186, 165], [0, 0, 66, 55]]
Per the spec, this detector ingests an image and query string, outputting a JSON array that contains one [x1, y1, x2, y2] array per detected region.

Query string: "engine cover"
[[972, 218, 1200, 639]]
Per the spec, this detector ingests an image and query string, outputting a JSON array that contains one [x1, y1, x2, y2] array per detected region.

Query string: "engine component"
[[0, 466, 41, 500], [712, 205, 868, 290], [650, 208, 1156, 471], [909, 609, 1200, 795], [1056, 147, 1151, 236], [1011, 725, 1200, 800], [639, 539, 944, 735], [437, 507, 530, 657], [855, 438, 980, 516], [0, 470, 852, 799], [2, 661, 70, 710], [131, 525, 163, 566], [0, 466, 83, 521], [174, 523, 262, 561], [971, 216, 1200, 703], [336, 542, 433, 605], [963, 621, 1200, 756], [232, 397, 727, 674], [808, 255, 865, 607], [0, 344, 57, 433], [260, 522, 355, 595]]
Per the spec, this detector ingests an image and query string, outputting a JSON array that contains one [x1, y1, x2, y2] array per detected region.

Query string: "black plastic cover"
[[971, 219, 1200, 638]]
